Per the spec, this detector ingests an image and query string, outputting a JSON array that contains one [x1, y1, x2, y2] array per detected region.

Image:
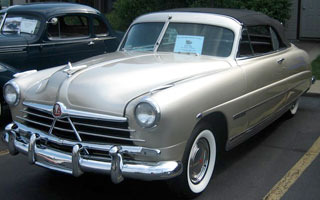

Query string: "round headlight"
[[3, 82, 20, 106], [135, 101, 160, 128]]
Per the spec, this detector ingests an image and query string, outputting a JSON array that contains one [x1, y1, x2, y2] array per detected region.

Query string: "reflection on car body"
[[2, 8, 313, 198]]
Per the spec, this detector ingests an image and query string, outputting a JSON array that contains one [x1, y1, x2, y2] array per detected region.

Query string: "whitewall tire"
[[187, 129, 216, 193], [167, 123, 218, 199]]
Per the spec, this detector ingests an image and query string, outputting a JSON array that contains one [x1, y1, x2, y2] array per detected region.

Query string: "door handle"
[[277, 58, 285, 64], [88, 41, 95, 46]]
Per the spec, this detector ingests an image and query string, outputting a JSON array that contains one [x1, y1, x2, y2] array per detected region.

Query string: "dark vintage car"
[[0, 2, 121, 119]]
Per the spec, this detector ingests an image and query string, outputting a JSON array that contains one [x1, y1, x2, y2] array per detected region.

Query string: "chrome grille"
[[17, 103, 140, 145]]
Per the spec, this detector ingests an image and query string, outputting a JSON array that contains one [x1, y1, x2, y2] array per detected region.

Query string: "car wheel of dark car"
[[167, 123, 218, 198]]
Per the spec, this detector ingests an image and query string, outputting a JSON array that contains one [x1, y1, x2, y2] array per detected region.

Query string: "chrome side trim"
[[232, 79, 306, 120], [227, 94, 302, 151], [23, 101, 128, 122], [0, 47, 27, 54]]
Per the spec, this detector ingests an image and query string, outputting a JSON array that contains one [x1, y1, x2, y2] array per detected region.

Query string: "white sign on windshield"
[[174, 35, 204, 55], [21, 19, 38, 34]]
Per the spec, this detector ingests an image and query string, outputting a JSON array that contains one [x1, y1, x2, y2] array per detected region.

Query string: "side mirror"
[[47, 17, 58, 25]]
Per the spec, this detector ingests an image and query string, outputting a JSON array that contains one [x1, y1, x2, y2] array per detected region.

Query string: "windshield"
[[2, 15, 41, 35], [121, 22, 234, 57], [121, 22, 164, 51]]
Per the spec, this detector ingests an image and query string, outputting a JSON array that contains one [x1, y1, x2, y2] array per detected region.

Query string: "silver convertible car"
[[2, 8, 314, 198]]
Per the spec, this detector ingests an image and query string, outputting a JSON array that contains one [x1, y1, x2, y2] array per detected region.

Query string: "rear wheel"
[[168, 123, 218, 198], [286, 98, 300, 118]]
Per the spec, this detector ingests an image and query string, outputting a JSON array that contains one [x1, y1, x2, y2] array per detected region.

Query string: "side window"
[[93, 18, 108, 36], [270, 27, 286, 51], [238, 29, 254, 57], [247, 26, 273, 54], [47, 15, 89, 39]]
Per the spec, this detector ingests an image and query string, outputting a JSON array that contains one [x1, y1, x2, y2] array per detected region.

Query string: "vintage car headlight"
[[3, 82, 20, 106], [135, 100, 160, 128]]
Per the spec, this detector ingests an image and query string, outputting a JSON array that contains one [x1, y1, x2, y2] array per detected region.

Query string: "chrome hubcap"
[[189, 138, 210, 184]]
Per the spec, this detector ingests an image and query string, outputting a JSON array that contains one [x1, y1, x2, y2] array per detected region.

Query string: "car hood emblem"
[[53, 102, 64, 118]]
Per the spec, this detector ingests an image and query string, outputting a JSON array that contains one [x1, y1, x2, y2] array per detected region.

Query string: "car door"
[[0, 14, 33, 70], [91, 15, 119, 54], [40, 14, 101, 68], [236, 26, 288, 129]]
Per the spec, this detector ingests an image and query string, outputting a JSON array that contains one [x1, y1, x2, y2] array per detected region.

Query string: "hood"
[[25, 52, 231, 116]]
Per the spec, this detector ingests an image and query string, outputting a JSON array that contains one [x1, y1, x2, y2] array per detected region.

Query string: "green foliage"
[[108, 0, 188, 31], [107, 0, 291, 31], [214, 0, 292, 24], [312, 55, 320, 80]]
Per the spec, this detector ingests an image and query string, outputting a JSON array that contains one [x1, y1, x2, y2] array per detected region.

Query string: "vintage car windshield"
[[1, 15, 41, 35], [158, 23, 234, 57], [121, 22, 165, 51], [121, 22, 234, 57]]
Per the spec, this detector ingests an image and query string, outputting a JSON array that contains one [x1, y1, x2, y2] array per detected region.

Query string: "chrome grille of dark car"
[[17, 105, 137, 145]]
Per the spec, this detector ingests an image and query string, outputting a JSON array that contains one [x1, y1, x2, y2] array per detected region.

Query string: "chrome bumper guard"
[[2, 122, 182, 183]]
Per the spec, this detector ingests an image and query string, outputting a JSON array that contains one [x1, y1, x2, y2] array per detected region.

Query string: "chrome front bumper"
[[2, 122, 182, 183]]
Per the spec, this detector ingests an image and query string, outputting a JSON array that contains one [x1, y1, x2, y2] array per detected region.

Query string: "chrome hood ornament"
[[63, 62, 88, 77]]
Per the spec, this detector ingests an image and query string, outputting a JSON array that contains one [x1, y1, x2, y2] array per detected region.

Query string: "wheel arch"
[[195, 111, 229, 151]]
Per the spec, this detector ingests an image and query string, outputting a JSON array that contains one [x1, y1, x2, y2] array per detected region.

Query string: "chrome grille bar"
[[77, 130, 145, 142], [16, 116, 51, 128], [72, 121, 135, 132], [20, 110, 54, 120]]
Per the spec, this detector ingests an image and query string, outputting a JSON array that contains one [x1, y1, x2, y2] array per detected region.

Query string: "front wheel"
[[168, 124, 218, 198]]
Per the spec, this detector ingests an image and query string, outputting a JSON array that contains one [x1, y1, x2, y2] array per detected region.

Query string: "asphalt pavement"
[[0, 96, 319, 200]]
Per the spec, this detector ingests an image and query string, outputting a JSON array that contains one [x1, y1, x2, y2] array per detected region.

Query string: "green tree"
[[108, 0, 291, 31]]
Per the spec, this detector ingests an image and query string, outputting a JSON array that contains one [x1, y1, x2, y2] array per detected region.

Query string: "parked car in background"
[[2, 8, 314, 198], [0, 2, 122, 120]]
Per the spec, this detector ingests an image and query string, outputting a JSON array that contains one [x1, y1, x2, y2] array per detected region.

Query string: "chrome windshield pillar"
[[110, 146, 124, 184]]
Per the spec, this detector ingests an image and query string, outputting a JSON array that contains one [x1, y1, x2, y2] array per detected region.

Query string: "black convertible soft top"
[[164, 8, 290, 46]]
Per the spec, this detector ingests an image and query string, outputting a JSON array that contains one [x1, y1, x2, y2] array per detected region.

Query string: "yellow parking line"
[[0, 149, 9, 156], [263, 136, 320, 200]]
